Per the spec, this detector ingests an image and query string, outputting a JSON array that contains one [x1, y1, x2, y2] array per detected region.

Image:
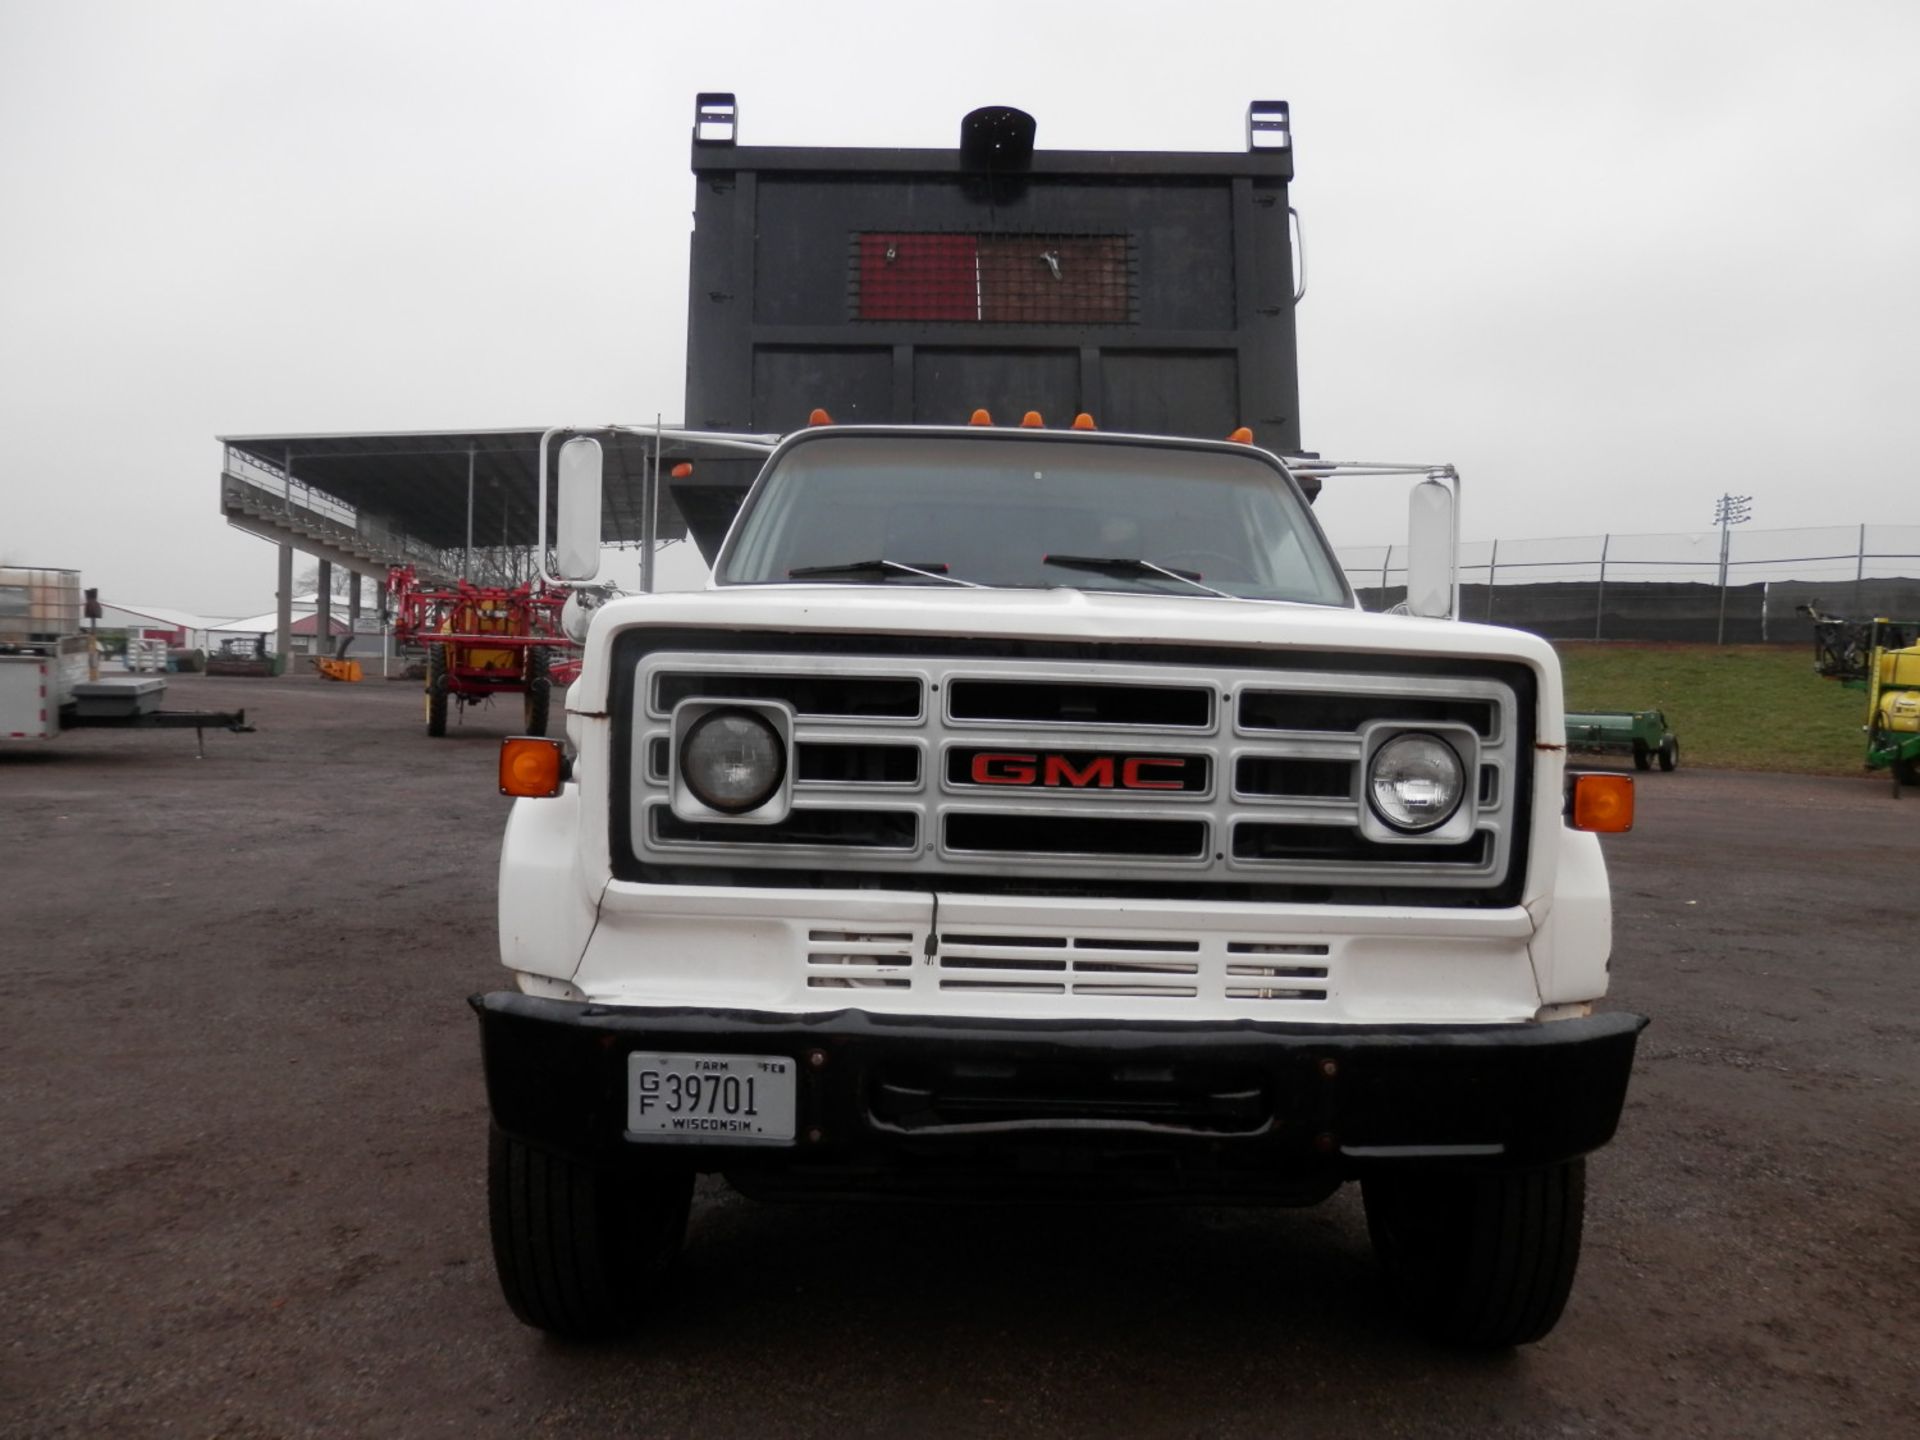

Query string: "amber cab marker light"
[[807, 407, 833, 426], [1072, 412, 1097, 430], [1569, 772, 1634, 833], [500, 737, 566, 798], [670, 462, 693, 478], [1228, 426, 1255, 444], [1020, 410, 1045, 428], [969, 408, 993, 426]]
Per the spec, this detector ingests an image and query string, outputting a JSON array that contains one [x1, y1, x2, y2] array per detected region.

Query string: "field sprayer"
[[1802, 604, 1920, 792], [387, 566, 581, 737]]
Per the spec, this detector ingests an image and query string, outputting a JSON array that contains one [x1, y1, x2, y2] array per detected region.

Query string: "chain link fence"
[[1340, 524, 1920, 643]]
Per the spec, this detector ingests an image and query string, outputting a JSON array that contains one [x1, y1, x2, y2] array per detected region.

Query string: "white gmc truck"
[[473, 419, 1645, 1347]]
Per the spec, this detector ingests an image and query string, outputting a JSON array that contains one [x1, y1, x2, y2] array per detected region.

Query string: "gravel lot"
[[3, 671, 1916, 1438]]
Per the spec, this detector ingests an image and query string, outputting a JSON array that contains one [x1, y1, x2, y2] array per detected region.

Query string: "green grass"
[[1554, 643, 1870, 775]]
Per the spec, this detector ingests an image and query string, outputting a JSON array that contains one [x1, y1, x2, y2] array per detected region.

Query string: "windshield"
[[717, 434, 1352, 606]]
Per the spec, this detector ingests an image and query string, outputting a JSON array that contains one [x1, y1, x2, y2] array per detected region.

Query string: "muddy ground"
[[2, 672, 1916, 1438]]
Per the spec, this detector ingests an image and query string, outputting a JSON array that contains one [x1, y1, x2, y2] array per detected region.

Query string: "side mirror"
[[1404, 478, 1456, 619], [555, 437, 604, 582]]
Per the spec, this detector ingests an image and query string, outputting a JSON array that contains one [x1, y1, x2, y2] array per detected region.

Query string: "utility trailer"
[[387, 566, 578, 738], [1, 567, 251, 755]]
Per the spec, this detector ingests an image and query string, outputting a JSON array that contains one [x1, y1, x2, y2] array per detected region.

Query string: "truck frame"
[[471, 100, 1646, 1350]]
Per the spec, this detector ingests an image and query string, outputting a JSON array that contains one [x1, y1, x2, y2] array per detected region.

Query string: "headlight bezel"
[[668, 699, 793, 822], [1358, 723, 1480, 844]]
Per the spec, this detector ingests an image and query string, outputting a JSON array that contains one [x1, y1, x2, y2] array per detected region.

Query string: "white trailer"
[[0, 567, 252, 752]]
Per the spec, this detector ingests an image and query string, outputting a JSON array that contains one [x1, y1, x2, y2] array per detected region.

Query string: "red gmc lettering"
[[970, 753, 1189, 788], [971, 752, 1038, 784], [1121, 757, 1187, 790], [1043, 755, 1116, 788]]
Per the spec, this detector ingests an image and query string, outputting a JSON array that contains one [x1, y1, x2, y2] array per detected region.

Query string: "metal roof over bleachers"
[[217, 426, 777, 583]]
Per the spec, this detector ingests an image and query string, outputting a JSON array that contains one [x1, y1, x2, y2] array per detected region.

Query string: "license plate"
[[626, 1051, 797, 1145]]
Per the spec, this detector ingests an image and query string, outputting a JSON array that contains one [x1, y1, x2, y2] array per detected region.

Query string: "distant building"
[[96, 603, 227, 649], [207, 609, 378, 658]]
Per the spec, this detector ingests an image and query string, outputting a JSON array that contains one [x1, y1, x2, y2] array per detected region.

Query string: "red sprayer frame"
[[387, 567, 582, 689]]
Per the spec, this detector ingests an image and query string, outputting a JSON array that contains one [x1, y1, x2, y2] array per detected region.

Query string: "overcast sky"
[[3, 0, 1916, 615]]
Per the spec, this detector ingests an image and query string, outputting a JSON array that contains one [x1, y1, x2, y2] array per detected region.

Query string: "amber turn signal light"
[[500, 737, 567, 798], [969, 408, 993, 426], [807, 407, 833, 426], [670, 462, 693, 478], [1227, 426, 1255, 444], [1020, 410, 1044, 428], [1071, 412, 1097, 430], [1568, 772, 1634, 832]]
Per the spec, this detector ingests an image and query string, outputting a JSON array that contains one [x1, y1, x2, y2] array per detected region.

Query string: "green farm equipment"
[[1803, 606, 1920, 791], [1565, 709, 1679, 772]]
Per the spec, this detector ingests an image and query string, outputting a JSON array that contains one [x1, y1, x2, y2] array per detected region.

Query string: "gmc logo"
[[962, 751, 1198, 791]]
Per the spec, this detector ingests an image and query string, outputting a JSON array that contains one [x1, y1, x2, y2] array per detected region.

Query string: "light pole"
[[1714, 493, 1753, 644]]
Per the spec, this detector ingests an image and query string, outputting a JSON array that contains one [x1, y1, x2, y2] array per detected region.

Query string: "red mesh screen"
[[854, 233, 1132, 323], [979, 236, 1129, 323], [856, 234, 980, 321]]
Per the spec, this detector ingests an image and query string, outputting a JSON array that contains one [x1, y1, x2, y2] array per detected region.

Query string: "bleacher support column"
[[377, 579, 390, 669], [464, 449, 475, 580], [317, 560, 332, 663], [348, 571, 363, 655], [276, 543, 293, 670]]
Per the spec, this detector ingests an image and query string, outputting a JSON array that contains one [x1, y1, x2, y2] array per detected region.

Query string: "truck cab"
[[477, 419, 1642, 1347]]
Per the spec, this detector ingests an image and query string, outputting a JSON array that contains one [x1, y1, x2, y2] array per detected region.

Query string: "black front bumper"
[[473, 994, 1647, 1200]]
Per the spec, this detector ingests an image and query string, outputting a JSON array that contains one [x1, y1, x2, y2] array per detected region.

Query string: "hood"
[[566, 585, 1561, 714]]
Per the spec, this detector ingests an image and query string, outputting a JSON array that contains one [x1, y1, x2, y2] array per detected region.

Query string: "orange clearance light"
[[807, 407, 833, 426], [969, 408, 993, 426], [500, 737, 566, 798], [1071, 412, 1097, 430], [1569, 773, 1634, 833], [1228, 426, 1255, 444], [1020, 410, 1044, 428], [670, 462, 693, 478]]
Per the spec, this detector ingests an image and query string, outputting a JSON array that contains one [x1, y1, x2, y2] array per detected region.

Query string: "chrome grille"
[[629, 651, 1522, 893]]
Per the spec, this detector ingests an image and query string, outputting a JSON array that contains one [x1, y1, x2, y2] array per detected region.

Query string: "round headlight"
[[680, 709, 786, 814], [1368, 733, 1465, 832]]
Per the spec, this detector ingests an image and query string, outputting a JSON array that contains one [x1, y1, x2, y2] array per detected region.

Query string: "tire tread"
[[1363, 1158, 1585, 1348], [487, 1125, 690, 1340]]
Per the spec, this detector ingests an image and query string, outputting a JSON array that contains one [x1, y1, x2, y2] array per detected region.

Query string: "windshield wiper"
[[786, 558, 982, 587], [1041, 554, 1234, 599]]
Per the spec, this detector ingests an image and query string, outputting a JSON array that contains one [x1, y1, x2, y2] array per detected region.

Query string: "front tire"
[[1658, 736, 1679, 772], [1362, 1159, 1586, 1348], [487, 1126, 692, 1340]]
